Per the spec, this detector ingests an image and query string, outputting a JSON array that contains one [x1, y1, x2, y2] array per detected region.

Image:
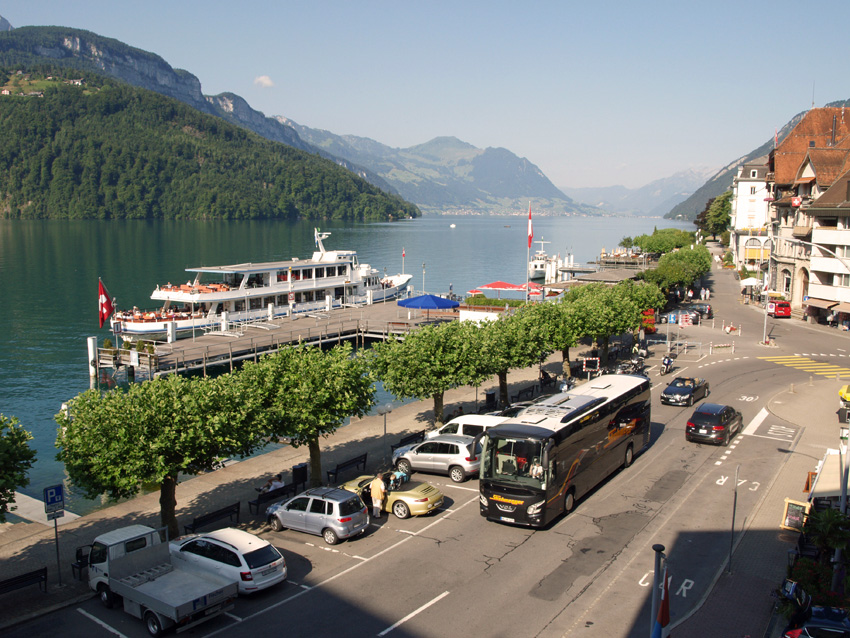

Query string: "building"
[[729, 156, 771, 273], [766, 107, 850, 319]]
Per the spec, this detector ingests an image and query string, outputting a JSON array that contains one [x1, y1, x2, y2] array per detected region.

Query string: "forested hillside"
[[0, 69, 419, 221]]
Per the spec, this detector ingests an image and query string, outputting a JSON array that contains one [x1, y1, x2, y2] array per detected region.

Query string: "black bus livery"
[[475, 374, 651, 527]]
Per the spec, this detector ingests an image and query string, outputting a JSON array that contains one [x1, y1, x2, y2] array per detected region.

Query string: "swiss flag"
[[98, 279, 114, 328], [527, 202, 533, 249]]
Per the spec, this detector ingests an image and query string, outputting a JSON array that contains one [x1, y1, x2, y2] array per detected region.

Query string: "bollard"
[[790, 383, 795, 394], [810, 375, 814, 386], [709, 342, 713, 355], [732, 342, 735, 353]]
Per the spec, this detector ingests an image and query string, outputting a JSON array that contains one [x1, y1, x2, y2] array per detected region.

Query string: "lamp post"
[[832, 427, 850, 591], [422, 262, 426, 295], [377, 403, 393, 466]]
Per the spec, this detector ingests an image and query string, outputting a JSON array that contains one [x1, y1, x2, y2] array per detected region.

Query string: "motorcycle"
[[660, 358, 674, 376]]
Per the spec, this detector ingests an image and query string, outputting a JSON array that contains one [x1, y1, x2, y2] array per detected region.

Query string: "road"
[[8, 281, 846, 638]]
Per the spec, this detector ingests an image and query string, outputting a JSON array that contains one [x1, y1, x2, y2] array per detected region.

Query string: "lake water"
[[0, 214, 691, 516]]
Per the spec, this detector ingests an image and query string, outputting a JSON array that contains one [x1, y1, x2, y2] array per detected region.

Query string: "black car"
[[660, 377, 710, 406], [689, 302, 713, 319], [685, 403, 742, 446]]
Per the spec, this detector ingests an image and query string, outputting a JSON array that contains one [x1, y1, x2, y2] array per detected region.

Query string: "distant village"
[[0, 70, 85, 97]]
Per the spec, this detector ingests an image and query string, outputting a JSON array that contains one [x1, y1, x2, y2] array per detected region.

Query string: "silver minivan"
[[266, 487, 369, 545], [392, 434, 481, 483]]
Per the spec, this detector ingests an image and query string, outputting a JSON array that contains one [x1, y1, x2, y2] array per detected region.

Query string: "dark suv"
[[685, 403, 743, 446], [690, 303, 713, 319]]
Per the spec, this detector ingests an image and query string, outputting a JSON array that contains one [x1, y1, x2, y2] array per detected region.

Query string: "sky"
[[3, 1, 850, 189]]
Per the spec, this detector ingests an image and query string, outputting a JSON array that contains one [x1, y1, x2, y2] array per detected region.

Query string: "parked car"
[[266, 487, 369, 545], [659, 309, 700, 324], [169, 527, 286, 594], [685, 403, 743, 446], [689, 302, 714, 318], [660, 377, 710, 406], [339, 474, 444, 519], [392, 434, 482, 483], [426, 414, 508, 439], [781, 578, 850, 637], [768, 301, 792, 318]]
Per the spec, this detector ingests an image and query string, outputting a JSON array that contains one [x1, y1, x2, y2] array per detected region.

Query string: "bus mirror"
[[542, 440, 554, 467], [470, 433, 484, 461]]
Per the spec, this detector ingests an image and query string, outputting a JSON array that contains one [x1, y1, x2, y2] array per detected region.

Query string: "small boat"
[[111, 229, 413, 339], [528, 239, 552, 280], [450, 224, 456, 228]]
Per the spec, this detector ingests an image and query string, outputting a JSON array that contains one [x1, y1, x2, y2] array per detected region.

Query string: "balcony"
[[792, 225, 813, 238]]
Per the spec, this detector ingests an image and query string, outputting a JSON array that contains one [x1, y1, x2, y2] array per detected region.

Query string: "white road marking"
[[76, 609, 128, 637], [741, 408, 769, 436], [377, 590, 451, 636], [225, 612, 243, 622]]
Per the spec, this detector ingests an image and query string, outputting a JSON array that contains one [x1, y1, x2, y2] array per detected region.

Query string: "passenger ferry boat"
[[110, 229, 413, 340], [528, 239, 552, 280]]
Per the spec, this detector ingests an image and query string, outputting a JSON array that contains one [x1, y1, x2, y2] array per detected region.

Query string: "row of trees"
[[0, 415, 36, 523], [0, 69, 420, 221], [55, 280, 665, 537], [620, 228, 695, 254]]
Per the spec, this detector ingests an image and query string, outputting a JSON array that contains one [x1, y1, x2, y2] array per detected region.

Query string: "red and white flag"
[[98, 278, 114, 328], [527, 202, 533, 249], [651, 566, 670, 638], [402, 247, 405, 258]]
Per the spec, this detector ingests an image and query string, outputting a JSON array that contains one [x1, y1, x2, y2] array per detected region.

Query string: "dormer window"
[[750, 170, 758, 178]]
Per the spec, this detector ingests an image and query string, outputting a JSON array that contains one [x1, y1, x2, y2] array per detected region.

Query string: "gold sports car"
[[339, 473, 444, 519]]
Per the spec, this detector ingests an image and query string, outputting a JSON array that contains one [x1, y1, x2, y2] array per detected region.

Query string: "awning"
[[804, 297, 839, 310], [794, 176, 816, 185], [834, 302, 850, 314], [810, 450, 842, 500]]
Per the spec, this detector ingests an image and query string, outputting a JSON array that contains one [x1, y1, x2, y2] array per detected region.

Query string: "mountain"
[[561, 167, 717, 217], [0, 69, 420, 221], [277, 120, 593, 215], [0, 21, 590, 215]]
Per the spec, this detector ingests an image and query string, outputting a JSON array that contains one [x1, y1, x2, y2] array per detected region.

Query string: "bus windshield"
[[481, 435, 546, 489]]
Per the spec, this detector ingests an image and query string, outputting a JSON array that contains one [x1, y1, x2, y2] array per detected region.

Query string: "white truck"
[[74, 525, 238, 636]]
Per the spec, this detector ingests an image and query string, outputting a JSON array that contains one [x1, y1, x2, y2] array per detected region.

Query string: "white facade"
[[730, 158, 771, 271]]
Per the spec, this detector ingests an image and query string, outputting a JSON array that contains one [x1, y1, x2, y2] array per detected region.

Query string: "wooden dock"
[[98, 303, 454, 378]]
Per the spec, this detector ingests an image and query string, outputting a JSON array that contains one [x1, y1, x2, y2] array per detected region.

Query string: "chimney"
[[832, 114, 837, 147]]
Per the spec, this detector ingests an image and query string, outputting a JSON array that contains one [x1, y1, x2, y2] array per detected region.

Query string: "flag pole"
[[526, 202, 532, 302]]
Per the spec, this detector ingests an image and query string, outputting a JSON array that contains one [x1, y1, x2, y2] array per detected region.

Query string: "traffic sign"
[[46, 510, 65, 521], [43, 484, 64, 514]]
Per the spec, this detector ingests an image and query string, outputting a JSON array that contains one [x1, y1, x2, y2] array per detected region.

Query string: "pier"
[[96, 302, 459, 378]]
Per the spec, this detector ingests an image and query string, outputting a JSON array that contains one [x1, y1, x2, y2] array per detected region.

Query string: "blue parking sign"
[[43, 484, 64, 513]]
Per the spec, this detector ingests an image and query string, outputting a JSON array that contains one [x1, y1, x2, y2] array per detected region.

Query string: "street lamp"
[[377, 403, 393, 465], [422, 262, 426, 294]]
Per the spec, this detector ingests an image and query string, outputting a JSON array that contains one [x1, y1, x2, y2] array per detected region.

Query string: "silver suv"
[[392, 434, 481, 483], [266, 487, 369, 545]]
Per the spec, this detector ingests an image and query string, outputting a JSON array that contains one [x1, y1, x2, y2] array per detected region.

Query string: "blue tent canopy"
[[397, 294, 459, 310]]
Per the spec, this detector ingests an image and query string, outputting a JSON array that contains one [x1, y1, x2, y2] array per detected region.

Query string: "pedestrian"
[[370, 473, 386, 519], [687, 289, 693, 302], [676, 289, 681, 302], [706, 288, 710, 300]]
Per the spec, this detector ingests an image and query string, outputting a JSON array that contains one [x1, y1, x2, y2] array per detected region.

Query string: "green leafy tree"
[[632, 228, 695, 254], [702, 191, 732, 238], [0, 415, 37, 523], [239, 343, 376, 486], [56, 374, 267, 538], [478, 309, 550, 406], [369, 320, 485, 425], [619, 236, 634, 249]]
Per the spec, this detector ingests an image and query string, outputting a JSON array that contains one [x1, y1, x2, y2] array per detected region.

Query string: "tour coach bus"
[[475, 374, 651, 527]]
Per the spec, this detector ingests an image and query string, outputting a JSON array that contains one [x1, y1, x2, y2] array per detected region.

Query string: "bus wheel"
[[564, 489, 576, 515], [623, 444, 634, 469]]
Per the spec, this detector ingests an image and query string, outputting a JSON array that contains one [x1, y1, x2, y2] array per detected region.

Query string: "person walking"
[[370, 473, 386, 519], [687, 288, 693, 302], [706, 288, 710, 300]]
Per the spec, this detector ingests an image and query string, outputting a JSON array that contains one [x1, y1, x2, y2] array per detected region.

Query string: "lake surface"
[[0, 214, 691, 516]]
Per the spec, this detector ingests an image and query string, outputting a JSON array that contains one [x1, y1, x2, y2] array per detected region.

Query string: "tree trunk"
[[601, 336, 610, 365], [308, 438, 322, 487], [561, 347, 571, 379], [498, 370, 508, 406], [433, 392, 445, 425], [160, 475, 179, 540]]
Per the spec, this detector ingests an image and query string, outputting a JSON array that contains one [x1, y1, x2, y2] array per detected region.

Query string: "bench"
[[391, 430, 426, 452], [510, 384, 538, 403], [248, 482, 298, 515], [326, 453, 367, 484], [184, 501, 241, 534], [0, 567, 47, 596]]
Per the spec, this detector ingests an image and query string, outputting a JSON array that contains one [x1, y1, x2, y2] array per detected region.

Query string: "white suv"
[[426, 415, 508, 439], [392, 434, 482, 482], [169, 527, 286, 594]]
